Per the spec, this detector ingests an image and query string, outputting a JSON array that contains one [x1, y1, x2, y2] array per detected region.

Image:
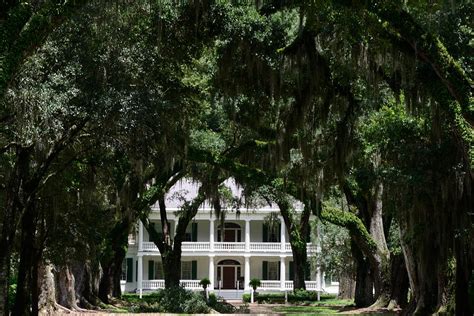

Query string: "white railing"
[[140, 241, 318, 254], [260, 280, 281, 289], [250, 242, 281, 252], [305, 281, 319, 290], [142, 279, 165, 289], [214, 242, 245, 251], [180, 279, 201, 289], [283, 281, 320, 291], [182, 242, 210, 251], [142, 242, 159, 251], [142, 279, 200, 290], [142, 279, 320, 291]]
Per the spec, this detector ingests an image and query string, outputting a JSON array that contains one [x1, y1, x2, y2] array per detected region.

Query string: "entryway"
[[216, 259, 242, 289]]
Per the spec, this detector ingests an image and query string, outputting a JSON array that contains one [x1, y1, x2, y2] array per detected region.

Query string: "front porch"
[[127, 255, 323, 298]]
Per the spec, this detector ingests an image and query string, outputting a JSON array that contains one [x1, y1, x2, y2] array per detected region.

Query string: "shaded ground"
[[231, 301, 400, 315]]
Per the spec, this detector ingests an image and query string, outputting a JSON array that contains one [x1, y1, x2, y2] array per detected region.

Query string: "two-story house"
[[122, 179, 323, 299]]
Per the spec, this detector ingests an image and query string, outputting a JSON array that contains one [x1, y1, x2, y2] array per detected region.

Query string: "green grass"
[[272, 298, 355, 315], [273, 305, 341, 314]]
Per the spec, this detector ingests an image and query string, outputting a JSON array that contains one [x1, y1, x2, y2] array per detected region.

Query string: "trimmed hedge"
[[242, 290, 336, 303]]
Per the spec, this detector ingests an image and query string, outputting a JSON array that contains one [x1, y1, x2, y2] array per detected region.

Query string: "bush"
[[156, 286, 210, 313], [242, 290, 328, 304], [122, 287, 210, 313]]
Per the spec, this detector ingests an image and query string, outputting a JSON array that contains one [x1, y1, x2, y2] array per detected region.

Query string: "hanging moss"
[[320, 206, 378, 252]]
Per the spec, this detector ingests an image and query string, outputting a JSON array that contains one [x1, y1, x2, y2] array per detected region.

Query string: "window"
[[121, 259, 127, 281], [268, 262, 279, 280], [181, 261, 192, 279], [155, 262, 163, 279]]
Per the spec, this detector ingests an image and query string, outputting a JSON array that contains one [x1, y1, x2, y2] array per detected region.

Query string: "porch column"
[[280, 255, 286, 291], [245, 219, 250, 252], [280, 217, 286, 252], [244, 255, 250, 291], [316, 266, 322, 301], [138, 220, 144, 251], [209, 218, 215, 251], [138, 255, 143, 298], [209, 255, 215, 290]]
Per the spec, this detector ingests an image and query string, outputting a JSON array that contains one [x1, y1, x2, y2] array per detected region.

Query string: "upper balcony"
[[140, 241, 319, 254]]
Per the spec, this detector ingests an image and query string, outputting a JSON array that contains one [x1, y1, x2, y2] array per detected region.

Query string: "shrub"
[[199, 277, 211, 290], [242, 290, 327, 304], [249, 278, 261, 291], [157, 286, 209, 313]]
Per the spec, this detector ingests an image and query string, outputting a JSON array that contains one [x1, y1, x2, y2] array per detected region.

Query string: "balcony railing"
[[142, 279, 321, 291], [141, 241, 318, 253]]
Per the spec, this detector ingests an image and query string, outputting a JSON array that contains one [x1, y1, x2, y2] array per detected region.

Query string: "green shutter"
[[148, 260, 155, 280], [135, 260, 138, 281], [278, 225, 281, 242], [262, 261, 268, 279], [192, 261, 197, 280], [237, 230, 241, 242], [126, 258, 133, 282], [262, 224, 268, 242], [278, 261, 281, 279], [305, 262, 311, 281], [289, 261, 294, 281], [192, 223, 198, 242]]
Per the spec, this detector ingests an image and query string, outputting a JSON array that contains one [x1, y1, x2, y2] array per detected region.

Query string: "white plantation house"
[[122, 179, 327, 299]]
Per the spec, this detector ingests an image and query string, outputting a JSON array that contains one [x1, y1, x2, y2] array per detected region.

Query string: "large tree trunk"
[[37, 263, 58, 315], [387, 253, 409, 309], [290, 243, 307, 290], [399, 197, 449, 315], [338, 271, 355, 299], [0, 247, 11, 316], [351, 240, 375, 307], [13, 206, 37, 316], [163, 251, 182, 288], [71, 260, 100, 309], [55, 265, 80, 311]]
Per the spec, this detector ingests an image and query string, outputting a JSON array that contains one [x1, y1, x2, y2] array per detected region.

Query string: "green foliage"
[[249, 278, 261, 290], [242, 291, 335, 303], [122, 288, 210, 313], [199, 277, 211, 289]]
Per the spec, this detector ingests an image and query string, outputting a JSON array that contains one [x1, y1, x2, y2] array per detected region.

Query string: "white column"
[[280, 256, 286, 290], [316, 266, 322, 301], [209, 255, 215, 290], [209, 218, 215, 251], [244, 255, 250, 292], [138, 220, 144, 251], [280, 217, 286, 252], [245, 219, 250, 252], [138, 255, 143, 298]]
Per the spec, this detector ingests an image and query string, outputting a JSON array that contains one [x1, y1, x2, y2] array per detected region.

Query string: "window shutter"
[[278, 225, 281, 242], [289, 261, 294, 281], [126, 258, 133, 282], [278, 261, 281, 279], [148, 260, 155, 280], [192, 261, 197, 280], [135, 260, 138, 281], [262, 261, 268, 279], [262, 224, 268, 242], [192, 223, 198, 242], [237, 230, 241, 242]]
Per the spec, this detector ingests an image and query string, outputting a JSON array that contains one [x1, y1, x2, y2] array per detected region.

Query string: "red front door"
[[223, 267, 235, 289]]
